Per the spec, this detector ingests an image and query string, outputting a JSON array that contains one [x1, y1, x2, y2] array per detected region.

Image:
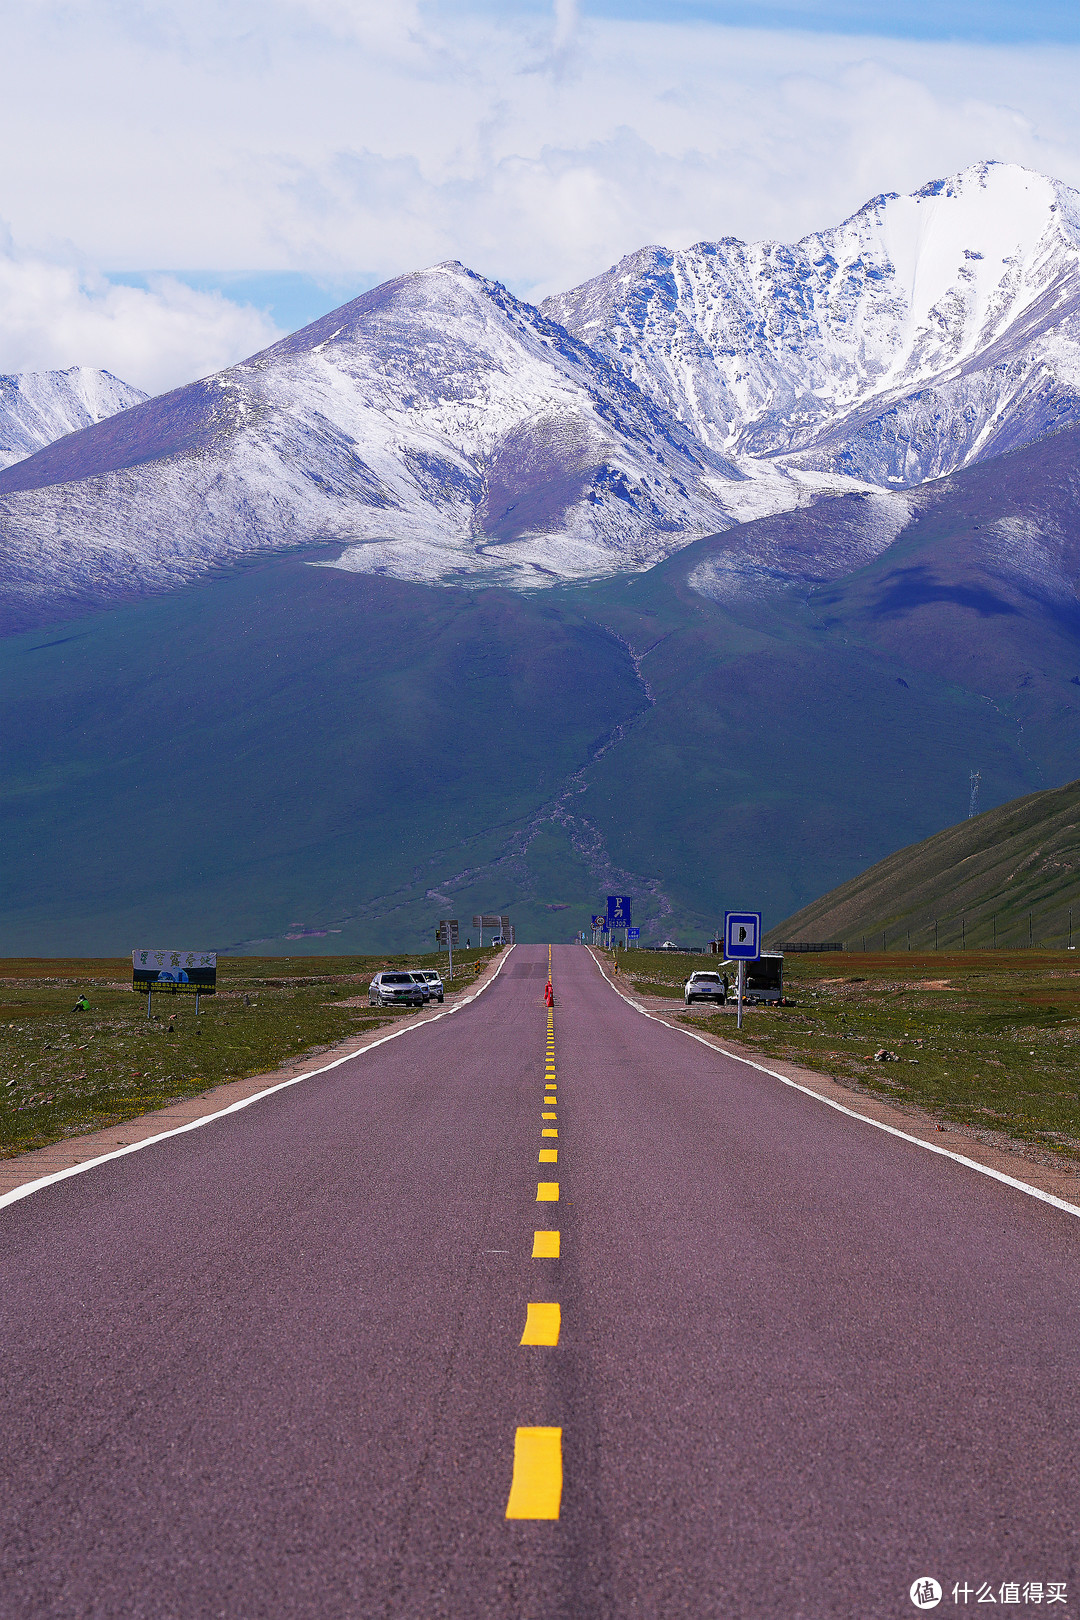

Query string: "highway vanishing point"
[[2, 943, 1078, 1617]]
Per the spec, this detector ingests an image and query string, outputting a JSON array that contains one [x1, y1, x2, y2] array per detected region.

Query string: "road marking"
[[532, 1230, 560, 1257], [542, 1128, 558, 1138], [542, 1111, 557, 1119], [506, 1427, 562, 1520], [584, 945, 1080, 1224], [520, 1302, 561, 1345], [0, 947, 518, 1213], [537, 1181, 559, 1201], [539, 1148, 558, 1163]]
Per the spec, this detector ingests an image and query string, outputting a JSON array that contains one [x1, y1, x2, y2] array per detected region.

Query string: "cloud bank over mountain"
[[0, 245, 282, 396], [6, 2, 1080, 389]]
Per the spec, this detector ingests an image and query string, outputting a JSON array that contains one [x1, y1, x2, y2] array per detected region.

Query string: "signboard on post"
[[724, 912, 761, 960], [472, 914, 507, 945], [627, 927, 640, 942], [132, 950, 216, 1015], [607, 895, 632, 928], [723, 913, 761, 1030], [437, 919, 459, 979]]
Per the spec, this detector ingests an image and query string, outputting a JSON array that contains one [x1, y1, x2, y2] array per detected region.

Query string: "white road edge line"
[[584, 946, 1080, 1222], [0, 946, 517, 1213]]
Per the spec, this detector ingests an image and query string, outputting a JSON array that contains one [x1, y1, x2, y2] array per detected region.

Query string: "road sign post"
[[724, 912, 761, 1031], [437, 919, 459, 979], [607, 896, 632, 950]]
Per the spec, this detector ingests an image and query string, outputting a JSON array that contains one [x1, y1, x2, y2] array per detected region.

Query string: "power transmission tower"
[[968, 770, 981, 818]]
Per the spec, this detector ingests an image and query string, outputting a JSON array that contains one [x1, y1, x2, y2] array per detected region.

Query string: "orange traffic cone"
[[544, 981, 554, 1007]]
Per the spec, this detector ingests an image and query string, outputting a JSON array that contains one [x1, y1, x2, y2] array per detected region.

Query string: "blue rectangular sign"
[[724, 911, 761, 960], [627, 927, 640, 939], [607, 895, 632, 926]]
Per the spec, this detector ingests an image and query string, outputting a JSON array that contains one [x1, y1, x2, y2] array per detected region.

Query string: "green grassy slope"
[[0, 558, 646, 954], [770, 778, 1080, 951], [6, 421, 1080, 953]]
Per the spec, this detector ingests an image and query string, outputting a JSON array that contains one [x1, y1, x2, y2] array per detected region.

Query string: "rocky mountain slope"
[[0, 367, 145, 471], [4, 163, 1080, 626], [544, 162, 1080, 487], [2, 263, 837, 626]]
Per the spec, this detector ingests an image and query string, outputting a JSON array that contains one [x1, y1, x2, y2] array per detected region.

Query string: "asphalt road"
[[2, 943, 1079, 1619]]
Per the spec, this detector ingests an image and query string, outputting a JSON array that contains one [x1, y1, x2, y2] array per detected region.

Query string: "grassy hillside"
[[771, 778, 1080, 950], [5, 421, 1080, 952]]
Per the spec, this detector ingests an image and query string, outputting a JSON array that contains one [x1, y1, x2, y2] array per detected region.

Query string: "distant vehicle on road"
[[684, 970, 727, 1005], [723, 951, 784, 1004], [369, 972, 426, 1008], [489, 934, 505, 946], [415, 970, 444, 1003]]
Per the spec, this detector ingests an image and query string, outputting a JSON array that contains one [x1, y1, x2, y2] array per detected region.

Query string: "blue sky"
[[3, 0, 1080, 390], [465, 0, 1080, 42]]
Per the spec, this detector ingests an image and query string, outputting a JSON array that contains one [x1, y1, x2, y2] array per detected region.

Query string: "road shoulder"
[[0, 951, 509, 1200], [593, 955, 1080, 1213]]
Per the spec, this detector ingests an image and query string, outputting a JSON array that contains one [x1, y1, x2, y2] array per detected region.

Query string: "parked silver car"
[[414, 970, 445, 1003], [369, 971, 426, 1007], [684, 970, 727, 1006]]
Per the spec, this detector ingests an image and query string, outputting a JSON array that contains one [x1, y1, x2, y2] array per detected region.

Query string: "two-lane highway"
[[2, 943, 1079, 1617]]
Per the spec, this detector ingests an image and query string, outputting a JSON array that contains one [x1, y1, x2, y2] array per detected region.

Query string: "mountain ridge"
[[543, 161, 1080, 488], [0, 367, 146, 472]]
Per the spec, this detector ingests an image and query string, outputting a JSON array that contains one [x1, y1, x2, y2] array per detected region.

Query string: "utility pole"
[[969, 770, 981, 818]]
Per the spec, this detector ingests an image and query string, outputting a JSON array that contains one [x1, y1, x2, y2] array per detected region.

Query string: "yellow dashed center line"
[[506, 1427, 562, 1520], [509, 949, 564, 1519], [520, 1302, 561, 1345]]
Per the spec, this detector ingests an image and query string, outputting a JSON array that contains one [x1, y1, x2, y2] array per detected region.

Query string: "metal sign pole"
[[737, 961, 744, 1030], [448, 936, 453, 981]]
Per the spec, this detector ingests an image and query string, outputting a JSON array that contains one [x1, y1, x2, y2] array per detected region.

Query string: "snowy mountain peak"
[[0, 367, 146, 471], [543, 162, 1080, 485]]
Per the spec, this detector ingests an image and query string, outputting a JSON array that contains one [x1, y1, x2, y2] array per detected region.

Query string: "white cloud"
[[0, 245, 282, 393], [3, 0, 1080, 380]]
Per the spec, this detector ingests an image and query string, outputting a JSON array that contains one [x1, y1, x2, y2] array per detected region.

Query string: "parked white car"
[[684, 970, 727, 1006]]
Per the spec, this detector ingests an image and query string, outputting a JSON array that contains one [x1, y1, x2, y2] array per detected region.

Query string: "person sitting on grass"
[[72, 995, 90, 1012]]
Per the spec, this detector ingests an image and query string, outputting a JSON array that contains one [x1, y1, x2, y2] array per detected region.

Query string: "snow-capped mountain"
[[6, 162, 1080, 620], [2, 262, 833, 622], [0, 367, 146, 471], [543, 162, 1080, 486]]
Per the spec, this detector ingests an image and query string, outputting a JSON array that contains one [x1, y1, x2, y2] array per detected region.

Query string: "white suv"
[[684, 970, 727, 1006], [415, 970, 444, 1003]]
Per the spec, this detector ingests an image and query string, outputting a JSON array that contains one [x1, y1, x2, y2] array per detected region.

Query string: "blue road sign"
[[724, 911, 761, 960], [607, 895, 632, 926], [627, 927, 640, 939]]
